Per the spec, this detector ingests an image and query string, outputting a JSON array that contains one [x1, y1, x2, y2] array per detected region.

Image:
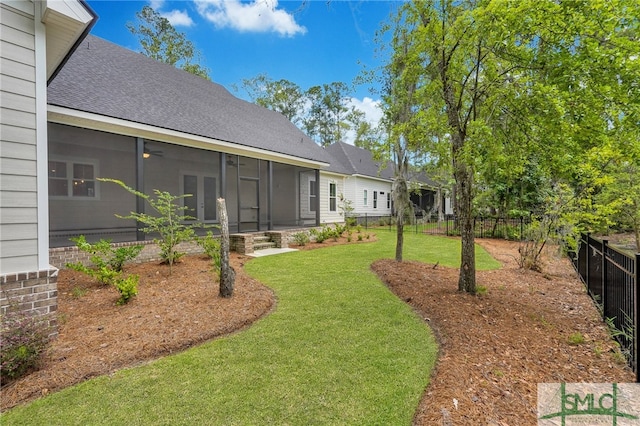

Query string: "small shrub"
[[358, 234, 363, 241], [67, 235, 141, 305], [356, 224, 363, 234], [114, 275, 139, 305], [197, 231, 221, 272], [567, 332, 585, 345], [292, 232, 310, 246], [1, 309, 50, 381], [475, 285, 488, 296], [69, 235, 143, 273]]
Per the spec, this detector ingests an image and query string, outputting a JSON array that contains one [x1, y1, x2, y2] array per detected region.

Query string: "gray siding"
[[0, 1, 39, 273]]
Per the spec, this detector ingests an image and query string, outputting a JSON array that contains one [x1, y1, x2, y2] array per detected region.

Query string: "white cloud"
[[149, 0, 165, 10], [163, 9, 194, 27], [195, 0, 306, 37]]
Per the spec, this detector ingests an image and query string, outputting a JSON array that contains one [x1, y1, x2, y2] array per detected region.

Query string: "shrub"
[[1, 309, 50, 381], [196, 231, 221, 272], [113, 275, 139, 305], [67, 235, 140, 305], [99, 178, 201, 274], [292, 232, 310, 246], [67, 236, 143, 285]]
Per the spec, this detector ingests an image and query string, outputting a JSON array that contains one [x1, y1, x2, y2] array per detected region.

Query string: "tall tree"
[[237, 74, 306, 126], [127, 6, 210, 79], [381, 0, 640, 292], [303, 82, 351, 146]]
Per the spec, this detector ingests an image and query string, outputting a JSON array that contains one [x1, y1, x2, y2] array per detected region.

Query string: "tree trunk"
[[455, 163, 476, 293], [396, 207, 404, 262], [217, 198, 235, 298]]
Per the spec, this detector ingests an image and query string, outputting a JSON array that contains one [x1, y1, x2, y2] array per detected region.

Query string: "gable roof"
[[324, 142, 395, 180], [47, 35, 331, 166]]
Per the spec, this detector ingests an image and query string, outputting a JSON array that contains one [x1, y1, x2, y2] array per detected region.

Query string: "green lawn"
[[2, 232, 498, 425]]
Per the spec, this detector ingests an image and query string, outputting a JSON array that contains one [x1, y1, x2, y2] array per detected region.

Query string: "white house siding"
[[0, 1, 40, 273], [349, 176, 393, 216], [319, 172, 344, 224]]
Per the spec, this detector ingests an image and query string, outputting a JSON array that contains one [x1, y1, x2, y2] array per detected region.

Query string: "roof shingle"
[[47, 35, 331, 164]]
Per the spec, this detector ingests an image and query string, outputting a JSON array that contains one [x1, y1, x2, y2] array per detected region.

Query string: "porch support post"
[[267, 160, 273, 230], [135, 137, 145, 241], [315, 169, 320, 226], [220, 152, 227, 199]]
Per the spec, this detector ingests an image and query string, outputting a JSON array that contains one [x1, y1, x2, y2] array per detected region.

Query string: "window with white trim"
[[48, 160, 98, 198], [363, 189, 368, 206], [329, 182, 337, 212], [387, 193, 391, 209], [310, 180, 317, 212], [373, 191, 378, 209]]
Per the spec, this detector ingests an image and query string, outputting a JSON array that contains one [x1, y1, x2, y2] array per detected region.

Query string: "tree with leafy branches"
[[127, 5, 210, 80]]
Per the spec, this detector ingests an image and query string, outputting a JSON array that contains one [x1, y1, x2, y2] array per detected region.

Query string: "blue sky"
[[85, 0, 399, 136]]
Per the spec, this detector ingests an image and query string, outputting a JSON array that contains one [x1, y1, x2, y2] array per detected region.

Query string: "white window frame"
[[48, 157, 100, 200], [329, 181, 337, 212], [373, 191, 378, 209], [363, 189, 368, 206], [387, 193, 391, 209]]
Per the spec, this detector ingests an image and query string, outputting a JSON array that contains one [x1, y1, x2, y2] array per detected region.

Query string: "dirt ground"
[[2, 236, 635, 424]]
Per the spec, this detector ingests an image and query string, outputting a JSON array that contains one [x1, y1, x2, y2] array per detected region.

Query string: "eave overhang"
[[48, 105, 331, 169], [42, 0, 97, 83]]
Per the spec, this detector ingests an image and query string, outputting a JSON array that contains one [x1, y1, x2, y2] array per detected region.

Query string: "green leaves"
[[127, 5, 210, 80]]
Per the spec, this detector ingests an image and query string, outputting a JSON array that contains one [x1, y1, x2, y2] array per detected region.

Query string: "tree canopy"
[[378, 0, 640, 292], [127, 6, 210, 80]]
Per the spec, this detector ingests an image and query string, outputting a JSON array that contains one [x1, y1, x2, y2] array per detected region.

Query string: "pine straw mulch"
[[1, 254, 275, 411], [372, 237, 635, 425], [2, 235, 635, 423]]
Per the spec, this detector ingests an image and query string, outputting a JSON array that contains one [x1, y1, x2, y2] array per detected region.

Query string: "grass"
[[2, 232, 498, 425]]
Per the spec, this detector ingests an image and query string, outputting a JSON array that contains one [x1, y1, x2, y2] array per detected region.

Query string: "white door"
[[182, 174, 217, 222]]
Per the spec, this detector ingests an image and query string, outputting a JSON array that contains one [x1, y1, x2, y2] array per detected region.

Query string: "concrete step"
[[253, 241, 277, 250]]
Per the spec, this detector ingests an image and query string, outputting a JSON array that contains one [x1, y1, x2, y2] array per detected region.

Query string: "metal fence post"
[[602, 239, 608, 316], [635, 252, 640, 383], [585, 233, 591, 292]]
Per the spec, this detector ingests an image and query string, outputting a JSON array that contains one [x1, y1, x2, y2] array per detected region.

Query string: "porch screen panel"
[[183, 175, 198, 218], [204, 176, 216, 221]]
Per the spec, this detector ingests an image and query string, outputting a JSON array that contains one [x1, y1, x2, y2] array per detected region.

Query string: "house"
[[1, 1, 333, 326], [321, 142, 450, 223], [1, 0, 97, 326], [46, 34, 333, 247]]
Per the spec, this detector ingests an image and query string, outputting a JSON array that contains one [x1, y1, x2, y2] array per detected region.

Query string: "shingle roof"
[[47, 35, 331, 165], [324, 142, 395, 180], [324, 142, 440, 188]]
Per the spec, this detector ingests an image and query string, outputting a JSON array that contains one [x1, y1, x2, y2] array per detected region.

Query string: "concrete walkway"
[[246, 247, 299, 257]]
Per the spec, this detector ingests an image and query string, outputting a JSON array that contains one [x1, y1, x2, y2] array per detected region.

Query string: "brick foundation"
[[1, 268, 59, 338]]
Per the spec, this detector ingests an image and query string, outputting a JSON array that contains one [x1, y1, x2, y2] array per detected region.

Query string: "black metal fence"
[[352, 213, 529, 240], [571, 233, 640, 382]]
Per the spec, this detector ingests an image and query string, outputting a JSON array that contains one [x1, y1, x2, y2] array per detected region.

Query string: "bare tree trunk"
[[217, 198, 235, 298]]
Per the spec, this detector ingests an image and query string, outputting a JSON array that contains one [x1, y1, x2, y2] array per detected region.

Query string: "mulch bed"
[[2, 235, 635, 424], [373, 238, 635, 425]]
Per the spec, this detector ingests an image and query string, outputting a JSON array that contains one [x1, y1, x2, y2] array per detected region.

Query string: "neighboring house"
[[45, 34, 332, 247], [321, 142, 451, 223], [1, 0, 97, 324]]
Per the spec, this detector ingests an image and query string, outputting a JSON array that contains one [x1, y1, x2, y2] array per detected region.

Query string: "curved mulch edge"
[[372, 239, 635, 425]]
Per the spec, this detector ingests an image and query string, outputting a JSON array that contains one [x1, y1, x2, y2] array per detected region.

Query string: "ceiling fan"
[[143, 142, 163, 158]]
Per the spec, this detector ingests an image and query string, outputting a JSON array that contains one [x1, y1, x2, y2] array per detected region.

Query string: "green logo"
[[539, 383, 639, 425]]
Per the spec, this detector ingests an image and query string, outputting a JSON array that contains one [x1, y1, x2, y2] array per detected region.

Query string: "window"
[[373, 191, 378, 209], [310, 180, 317, 212], [329, 182, 337, 212], [363, 189, 368, 206], [49, 160, 97, 198], [387, 193, 391, 209]]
